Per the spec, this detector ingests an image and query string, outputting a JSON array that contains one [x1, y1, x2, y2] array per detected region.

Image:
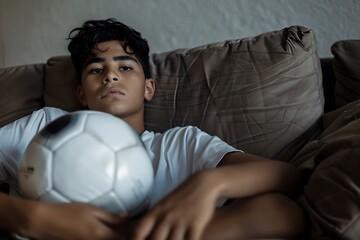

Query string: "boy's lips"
[[101, 88, 125, 98]]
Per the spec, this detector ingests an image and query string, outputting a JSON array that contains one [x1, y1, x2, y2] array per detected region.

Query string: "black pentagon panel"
[[40, 114, 74, 137]]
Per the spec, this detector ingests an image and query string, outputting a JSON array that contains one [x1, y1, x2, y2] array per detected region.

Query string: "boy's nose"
[[103, 74, 119, 84], [103, 76, 119, 84]]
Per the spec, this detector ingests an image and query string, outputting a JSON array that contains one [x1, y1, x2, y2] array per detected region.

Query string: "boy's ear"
[[144, 78, 155, 101], [76, 85, 88, 107]]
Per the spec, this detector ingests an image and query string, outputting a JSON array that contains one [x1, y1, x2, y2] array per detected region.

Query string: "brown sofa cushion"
[[0, 64, 45, 127], [44, 56, 84, 112], [296, 100, 360, 239], [147, 25, 324, 158], [331, 40, 360, 107]]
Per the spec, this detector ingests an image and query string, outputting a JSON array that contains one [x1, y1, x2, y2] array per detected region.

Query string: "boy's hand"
[[133, 171, 219, 240], [19, 202, 128, 240]]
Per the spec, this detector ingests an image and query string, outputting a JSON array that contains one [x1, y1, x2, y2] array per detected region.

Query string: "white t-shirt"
[[0, 107, 68, 196], [0, 107, 239, 207]]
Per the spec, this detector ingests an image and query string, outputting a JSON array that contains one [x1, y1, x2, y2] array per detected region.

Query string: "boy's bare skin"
[[0, 40, 305, 240]]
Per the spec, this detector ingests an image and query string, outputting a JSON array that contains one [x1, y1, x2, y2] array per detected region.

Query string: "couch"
[[1, 25, 360, 239]]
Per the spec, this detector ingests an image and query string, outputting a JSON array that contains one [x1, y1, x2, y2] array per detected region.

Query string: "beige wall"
[[0, 0, 360, 68], [0, 1, 4, 68], [0, 26, 3, 68]]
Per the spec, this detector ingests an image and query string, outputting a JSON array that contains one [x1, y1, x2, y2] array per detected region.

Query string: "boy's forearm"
[[0, 193, 35, 236], [208, 153, 300, 200]]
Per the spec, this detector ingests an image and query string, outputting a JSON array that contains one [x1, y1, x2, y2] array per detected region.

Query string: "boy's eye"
[[120, 66, 133, 72], [90, 68, 103, 74]]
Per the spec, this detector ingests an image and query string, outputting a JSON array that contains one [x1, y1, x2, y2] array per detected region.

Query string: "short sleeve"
[[0, 107, 67, 191], [142, 126, 240, 207]]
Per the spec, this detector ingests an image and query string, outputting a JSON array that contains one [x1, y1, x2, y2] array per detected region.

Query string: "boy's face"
[[77, 40, 154, 122]]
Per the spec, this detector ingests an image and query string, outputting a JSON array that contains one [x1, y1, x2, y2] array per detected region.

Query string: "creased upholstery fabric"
[[147, 26, 324, 158], [293, 100, 360, 239], [332, 40, 360, 108], [44, 56, 84, 112]]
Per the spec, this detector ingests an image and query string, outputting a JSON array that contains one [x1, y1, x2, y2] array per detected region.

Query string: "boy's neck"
[[120, 113, 146, 136]]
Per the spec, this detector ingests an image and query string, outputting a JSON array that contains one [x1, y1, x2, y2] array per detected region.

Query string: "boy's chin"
[[95, 107, 127, 118]]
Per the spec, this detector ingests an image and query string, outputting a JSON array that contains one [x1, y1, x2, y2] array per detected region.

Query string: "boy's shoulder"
[[141, 125, 218, 149], [0, 107, 67, 132], [142, 125, 203, 139]]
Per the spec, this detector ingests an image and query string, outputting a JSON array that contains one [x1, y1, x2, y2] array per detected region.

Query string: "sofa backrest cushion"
[[331, 40, 360, 108], [147, 26, 324, 158], [44, 56, 84, 111], [0, 64, 45, 127]]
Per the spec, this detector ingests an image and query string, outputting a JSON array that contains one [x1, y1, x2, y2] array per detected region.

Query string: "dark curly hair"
[[67, 18, 151, 82]]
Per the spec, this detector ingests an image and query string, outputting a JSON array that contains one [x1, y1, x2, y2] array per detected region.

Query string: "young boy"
[[0, 18, 304, 239]]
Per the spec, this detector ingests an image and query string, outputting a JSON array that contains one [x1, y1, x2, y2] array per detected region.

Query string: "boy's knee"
[[226, 193, 305, 239], [256, 193, 305, 238], [204, 193, 305, 239]]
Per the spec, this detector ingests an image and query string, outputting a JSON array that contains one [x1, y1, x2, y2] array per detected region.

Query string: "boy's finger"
[[133, 217, 156, 240], [95, 209, 128, 225]]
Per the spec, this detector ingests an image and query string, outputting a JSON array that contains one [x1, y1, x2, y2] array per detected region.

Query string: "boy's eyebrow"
[[83, 55, 140, 68], [113, 55, 140, 63]]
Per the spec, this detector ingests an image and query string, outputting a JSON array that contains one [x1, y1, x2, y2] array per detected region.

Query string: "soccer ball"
[[18, 110, 154, 216]]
